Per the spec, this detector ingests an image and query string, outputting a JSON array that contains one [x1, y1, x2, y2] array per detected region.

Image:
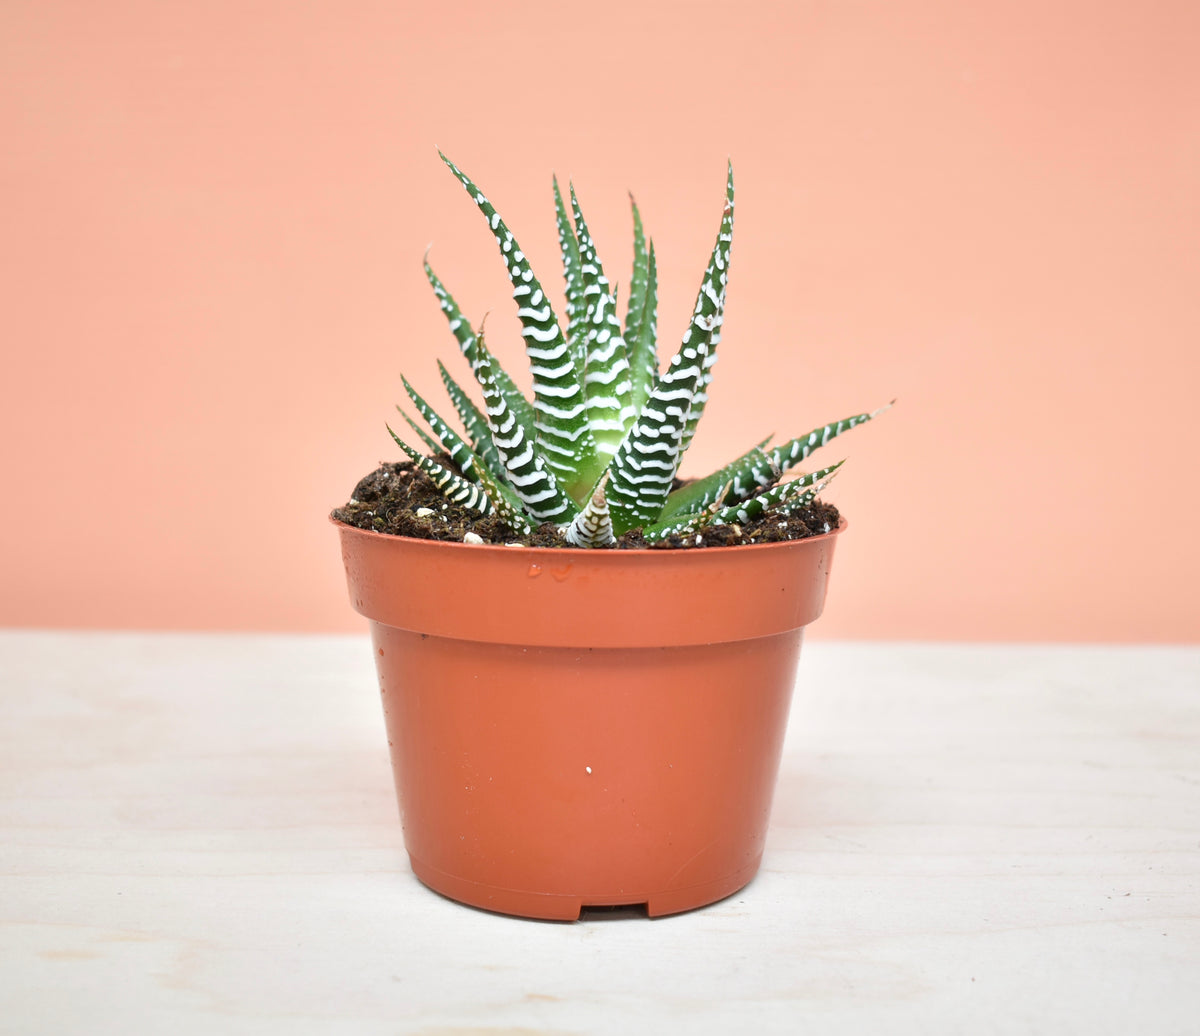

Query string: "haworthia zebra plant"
[[390, 153, 888, 547]]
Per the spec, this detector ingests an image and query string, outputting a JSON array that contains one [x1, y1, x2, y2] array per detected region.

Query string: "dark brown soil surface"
[[332, 461, 841, 550]]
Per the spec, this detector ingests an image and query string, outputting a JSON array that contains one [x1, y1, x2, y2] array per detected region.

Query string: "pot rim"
[[328, 513, 846, 557], [334, 513, 844, 646]]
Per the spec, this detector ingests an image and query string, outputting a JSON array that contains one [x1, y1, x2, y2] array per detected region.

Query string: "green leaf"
[[400, 376, 480, 481], [640, 508, 714, 544], [775, 482, 834, 520], [605, 166, 735, 535], [436, 360, 506, 480], [386, 425, 495, 515], [625, 240, 659, 423], [553, 176, 587, 362], [660, 436, 775, 519], [677, 162, 735, 457], [561, 475, 615, 547], [439, 152, 598, 491], [470, 458, 536, 536], [767, 402, 893, 473], [396, 407, 444, 459], [569, 183, 636, 457], [472, 337, 579, 524], [623, 196, 650, 346], [711, 462, 843, 525], [423, 257, 537, 445], [605, 321, 710, 535], [424, 251, 479, 359]]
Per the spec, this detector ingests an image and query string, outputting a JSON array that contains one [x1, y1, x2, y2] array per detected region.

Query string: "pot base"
[[409, 854, 762, 921]]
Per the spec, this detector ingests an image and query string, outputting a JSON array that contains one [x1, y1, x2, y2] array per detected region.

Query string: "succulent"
[[389, 153, 888, 547]]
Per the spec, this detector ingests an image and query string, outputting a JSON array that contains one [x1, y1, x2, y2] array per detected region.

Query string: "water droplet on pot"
[[551, 564, 572, 583], [527, 563, 543, 578]]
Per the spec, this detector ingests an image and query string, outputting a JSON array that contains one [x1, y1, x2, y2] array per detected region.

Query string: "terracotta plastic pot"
[[334, 519, 843, 920]]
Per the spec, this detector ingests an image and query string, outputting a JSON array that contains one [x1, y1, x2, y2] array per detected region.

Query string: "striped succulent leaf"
[[423, 258, 538, 446], [552, 176, 587, 361], [473, 342, 578, 523], [605, 320, 710, 534], [661, 402, 890, 519], [569, 184, 636, 455], [626, 241, 659, 424], [469, 457, 535, 536], [563, 476, 615, 548], [775, 479, 835, 518], [642, 470, 841, 543], [677, 162, 735, 457], [397, 408, 447, 466], [623, 196, 650, 346], [436, 360, 506, 480], [711, 462, 844, 525], [386, 425, 495, 515], [604, 167, 736, 534], [660, 436, 775, 519], [767, 403, 893, 473], [423, 254, 477, 357], [640, 508, 714, 545], [400, 376, 479, 481], [438, 152, 598, 490]]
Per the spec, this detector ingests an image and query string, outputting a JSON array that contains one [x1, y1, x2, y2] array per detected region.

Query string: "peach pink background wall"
[[2, 1, 1197, 641]]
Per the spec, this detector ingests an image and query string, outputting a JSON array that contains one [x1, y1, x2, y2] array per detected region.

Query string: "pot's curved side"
[[335, 523, 843, 920], [372, 625, 803, 919]]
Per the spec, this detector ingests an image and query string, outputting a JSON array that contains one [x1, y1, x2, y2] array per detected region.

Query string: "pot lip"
[[329, 512, 846, 557]]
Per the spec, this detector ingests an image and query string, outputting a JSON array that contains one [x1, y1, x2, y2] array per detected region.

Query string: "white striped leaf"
[[625, 241, 659, 424], [553, 176, 587, 369], [767, 403, 893, 473], [436, 360, 506, 481], [439, 153, 598, 492], [400, 376, 480, 481], [423, 257, 537, 444], [568, 183, 636, 457], [386, 426, 495, 515], [711, 462, 843, 525], [562, 476, 615, 547], [473, 341, 578, 524], [677, 162, 735, 457], [605, 166, 736, 534], [659, 436, 775, 519]]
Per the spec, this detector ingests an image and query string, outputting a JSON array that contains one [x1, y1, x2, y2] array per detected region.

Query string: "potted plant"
[[332, 153, 887, 920]]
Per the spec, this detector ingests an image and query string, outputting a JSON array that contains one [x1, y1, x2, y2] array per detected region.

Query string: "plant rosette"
[[332, 154, 885, 920]]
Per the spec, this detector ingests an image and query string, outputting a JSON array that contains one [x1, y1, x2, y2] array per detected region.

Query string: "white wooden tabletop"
[[1, 632, 1197, 1035]]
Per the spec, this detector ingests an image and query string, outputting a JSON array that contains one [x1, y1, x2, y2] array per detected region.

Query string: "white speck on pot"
[[415, 507, 435, 517], [463, 532, 484, 545], [585, 766, 593, 775]]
